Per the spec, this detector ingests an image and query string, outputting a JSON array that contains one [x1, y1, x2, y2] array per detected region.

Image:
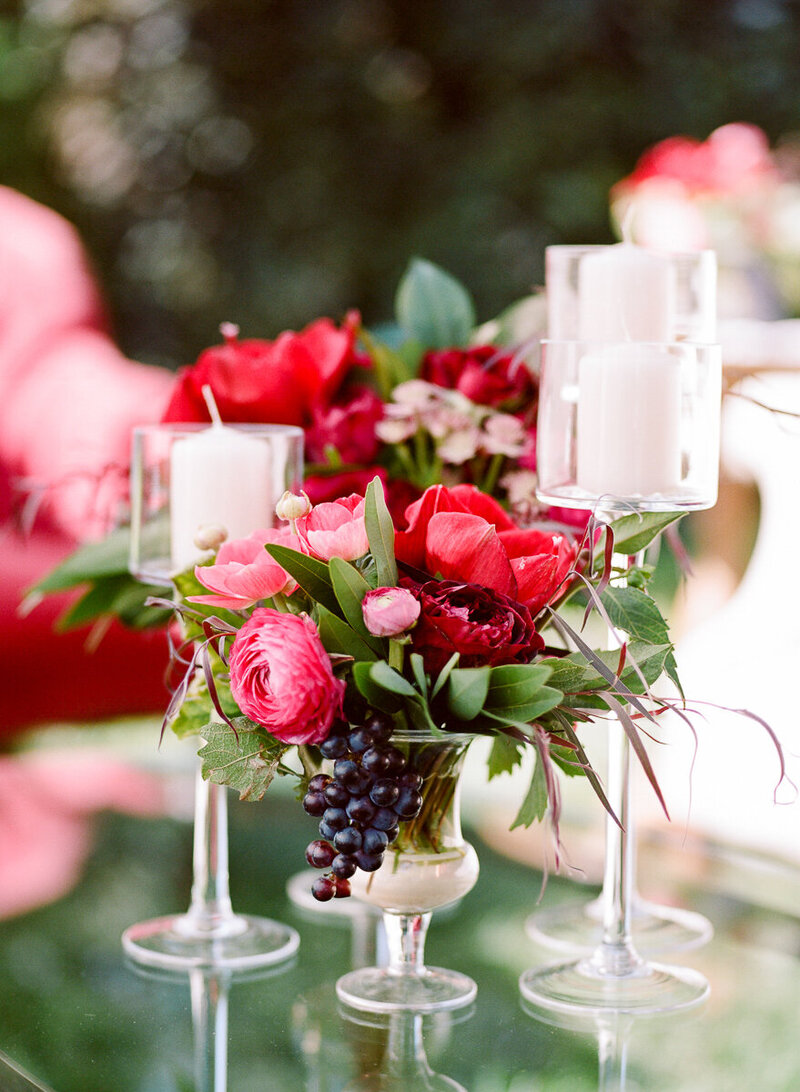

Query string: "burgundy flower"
[[403, 577, 544, 676], [420, 345, 538, 412], [306, 385, 384, 464]]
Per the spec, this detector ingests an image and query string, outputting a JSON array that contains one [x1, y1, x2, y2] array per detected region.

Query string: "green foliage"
[[394, 258, 477, 349], [198, 719, 292, 801], [363, 477, 397, 588]]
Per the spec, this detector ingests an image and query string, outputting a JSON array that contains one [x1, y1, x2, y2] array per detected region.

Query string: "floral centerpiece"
[[161, 473, 682, 901]]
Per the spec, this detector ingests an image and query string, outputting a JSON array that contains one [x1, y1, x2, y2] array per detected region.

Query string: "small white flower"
[[193, 524, 228, 551]]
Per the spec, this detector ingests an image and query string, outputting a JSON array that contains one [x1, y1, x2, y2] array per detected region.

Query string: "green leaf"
[[317, 605, 380, 662], [395, 258, 476, 349], [447, 666, 491, 721], [265, 544, 341, 616], [430, 652, 460, 699], [485, 663, 553, 710], [601, 586, 679, 689], [410, 653, 428, 699], [487, 733, 525, 779], [369, 660, 419, 698], [510, 756, 549, 829], [487, 685, 564, 725], [197, 720, 291, 801], [329, 557, 385, 654], [352, 661, 402, 713], [608, 512, 683, 556], [544, 641, 672, 697], [28, 524, 136, 592], [56, 575, 170, 631], [364, 477, 398, 588]]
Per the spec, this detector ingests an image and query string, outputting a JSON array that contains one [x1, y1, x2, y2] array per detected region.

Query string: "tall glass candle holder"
[[520, 337, 721, 1015], [122, 422, 303, 971]]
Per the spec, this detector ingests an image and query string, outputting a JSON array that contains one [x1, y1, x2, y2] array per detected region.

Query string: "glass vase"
[[336, 730, 479, 1014]]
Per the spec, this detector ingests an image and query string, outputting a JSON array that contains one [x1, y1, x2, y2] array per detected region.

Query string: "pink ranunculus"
[[188, 527, 301, 610], [295, 493, 369, 561], [228, 608, 344, 745], [161, 314, 360, 428], [402, 577, 543, 676], [362, 586, 421, 637]]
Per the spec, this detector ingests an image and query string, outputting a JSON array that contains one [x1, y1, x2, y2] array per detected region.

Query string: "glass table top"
[[2, 767, 800, 1092]]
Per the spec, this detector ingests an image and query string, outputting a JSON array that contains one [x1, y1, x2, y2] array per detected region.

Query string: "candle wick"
[[201, 384, 224, 427]]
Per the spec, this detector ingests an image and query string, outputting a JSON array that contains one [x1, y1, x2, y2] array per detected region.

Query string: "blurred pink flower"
[[296, 493, 369, 561], [229, 608, 344, 745], [189, 527, 301, 609], [362, 586, 421, 637], [306, 385, 384, 464]]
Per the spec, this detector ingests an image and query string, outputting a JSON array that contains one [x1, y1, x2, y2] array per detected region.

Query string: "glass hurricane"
[[336, 730, 479, 1014]]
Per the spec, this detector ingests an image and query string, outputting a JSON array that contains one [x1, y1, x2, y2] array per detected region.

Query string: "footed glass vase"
[[336, 731, 479, 1014]]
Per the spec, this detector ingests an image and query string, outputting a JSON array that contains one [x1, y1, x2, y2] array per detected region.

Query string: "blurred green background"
[[2, 0, 799, 367]]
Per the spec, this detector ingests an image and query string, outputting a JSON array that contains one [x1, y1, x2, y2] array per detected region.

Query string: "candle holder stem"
[[122, 758, 299, 971]]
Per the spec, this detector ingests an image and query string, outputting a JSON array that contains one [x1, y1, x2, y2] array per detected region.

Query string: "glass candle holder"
[[535, 340, 721, 514], [129, 423, 304, 584], [545, 245, 717, 344]]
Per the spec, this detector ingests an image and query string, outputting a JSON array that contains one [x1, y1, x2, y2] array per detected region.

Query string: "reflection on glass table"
[[2, 756, 800, 1091]]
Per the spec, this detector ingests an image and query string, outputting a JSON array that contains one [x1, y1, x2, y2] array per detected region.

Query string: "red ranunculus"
[[306, 385, 384, 464], [420, 345, 538, 411], [161, 315, 360, 428], [228, 608, 344, 745], [402, 577, 543, 676]]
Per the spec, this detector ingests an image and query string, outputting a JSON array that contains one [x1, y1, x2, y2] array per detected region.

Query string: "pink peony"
[[228, 608, 344, 745], [189, 528, 301, 610], [295, 493, 369, 561], [362, 586, 421, 637]]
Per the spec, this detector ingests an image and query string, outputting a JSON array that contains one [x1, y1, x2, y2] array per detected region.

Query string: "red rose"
[[403, 578, 543, 676], [420, 345, 538, 412], [161, 316, 360, 428]]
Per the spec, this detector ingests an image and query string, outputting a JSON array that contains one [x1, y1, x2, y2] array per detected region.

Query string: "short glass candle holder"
[[129, 422, 304, 584], [535, 340, 722, 514], [545, 244, 717, 344]]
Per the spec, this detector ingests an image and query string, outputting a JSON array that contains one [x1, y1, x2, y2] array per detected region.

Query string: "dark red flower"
[[420, 345, 538, 411], [306, 385, 383, 464], [402, 577, 544, 676]]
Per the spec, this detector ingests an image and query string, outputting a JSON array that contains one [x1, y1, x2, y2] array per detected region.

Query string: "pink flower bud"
[[362, 586, 421, 637]]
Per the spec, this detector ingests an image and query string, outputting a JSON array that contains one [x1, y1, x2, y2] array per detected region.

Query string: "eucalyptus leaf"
[[364, 477, 398, 588], [317, 605, 380, 662], [369, 659, 419, 698], [447, 666, 491, 721], [395, 258, 476, 349], [329, 556, 385, 654], [485, 663, 553, 709]]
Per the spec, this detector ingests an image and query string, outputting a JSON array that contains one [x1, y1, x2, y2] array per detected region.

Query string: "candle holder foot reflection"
[[122, 768, 299, 971]]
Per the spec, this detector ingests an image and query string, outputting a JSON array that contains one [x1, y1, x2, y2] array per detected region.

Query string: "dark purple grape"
[[322, 807, 348, 831], [311, 876, 336, 902], [361, 747, 391, 775], [398, 771, 423, 791], [347, 768, 374, 796], [333, 877, 352, 898], [355, 850, 384, 872], [334, 826, 363, 855], [302, 791, 327, 817], [383, 823, 400, 844], [305, 840, 336, 869], [383, 746, 407, 776], [319, 735, 348, 759], [369, 779, 400, 808], [323, 780, 350, 808], [372, 806, 399, 831], [365, 714, 394, 744], [362, 828, 389, 855], [328, 718, 350, 736], [308, 773, 332, 793], [331, 853, 357, 879], [394, 787, 423, 818], [318, 819, 339, 841], [347, 795, 377, 824], [347, 727, 374, 753]]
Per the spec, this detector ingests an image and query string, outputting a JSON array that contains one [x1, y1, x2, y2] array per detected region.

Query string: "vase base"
[[336, 965, 477, 1014], [122, 913, 299, 971], [526, 895, 713, 957], [519, 955, 709, 1016]]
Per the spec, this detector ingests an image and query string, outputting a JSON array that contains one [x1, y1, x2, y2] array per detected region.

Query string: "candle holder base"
[[526, 894, 713, 957], [122, 912, 299, 972], [336, 965, 477, 1015], [519, 955, 709, 1017]]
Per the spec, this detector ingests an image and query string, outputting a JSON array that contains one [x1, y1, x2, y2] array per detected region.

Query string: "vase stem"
[[383, 912, 431, 976]]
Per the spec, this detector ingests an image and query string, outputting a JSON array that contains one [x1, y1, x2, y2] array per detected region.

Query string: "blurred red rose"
[[420, 345, 537, 411], [161, 315, 360, 428], [402, 577, 543, 676]]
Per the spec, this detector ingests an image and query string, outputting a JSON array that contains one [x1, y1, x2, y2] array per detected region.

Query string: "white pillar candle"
[[577, 244, 676, 342], [170, 425, 273, 571], [576, 344, 682, 498]]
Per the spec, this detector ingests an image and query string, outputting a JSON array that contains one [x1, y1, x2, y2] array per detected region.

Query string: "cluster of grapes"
[[302, 713, 424, 902]]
